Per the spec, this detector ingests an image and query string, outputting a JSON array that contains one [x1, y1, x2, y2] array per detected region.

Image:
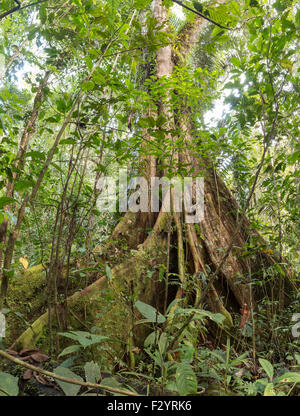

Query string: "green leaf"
[[25, 151, 45, 160], [296, 8, 300, 28], [58, 345, 81, 358], [158, 332, 168, 355], [259, 358, 274, 381], [81, 81, 95, 91], [85, 56, 93, 71], [264, 382, 276, 396], [58, 331, 108, 348], [180, 309, 225, 325], [273, 0, 288, 12], [135, 300, 166, 324], [39, 5, 47, 24], [277, 372, 300, 384], [166, 298, 182, 314], [84, 361, 101, 384], [92, 72, 106, 84], [54, 366, 83, 396], [230, 0, 240, 15], [176, 363, 198, 396], [56, 98, 66, 113], [0, 372, 19, 396], [0, 197, 15, 209], [58, 331, 83, 341], [199, 311, 226, 324], [231, 57, 242, 68], [100, 376, 123, 389], [144, 331, 156, 347], [14, 180, 34, 191], [181, 345, 195, 364], [105, 265, 113, 281], [193, 2, 203, 13], [60, 138, 76, 145]]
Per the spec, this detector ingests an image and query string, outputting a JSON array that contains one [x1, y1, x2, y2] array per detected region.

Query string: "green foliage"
[[175, 363, 198, 395], [54, 366, 83, 396], [0, 0, 299, 397], [0, 372, 19, 396], [255, 358, 300, 396], [259, 358, 274, 381], [135, 300, 166, 324], [58, 331, 109, 351], [84, 361, 101, 384]]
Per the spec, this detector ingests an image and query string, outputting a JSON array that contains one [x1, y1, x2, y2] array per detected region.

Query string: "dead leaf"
[[235, 369, 244, 377], [23, 369, 33, 380], [19, 257, 29, 270], [30, 352, 50, 363], [19, 348, 39, 356], [19, 356, 32, 362], [33, 372, 55, 387], [6, 349, 19, 357], [34, 373, 52, 386]]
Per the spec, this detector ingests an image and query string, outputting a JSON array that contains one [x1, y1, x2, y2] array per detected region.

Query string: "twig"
[[0, 0, 48, 20], [0, 350, 139, 396], [171, 0, 232, 30]]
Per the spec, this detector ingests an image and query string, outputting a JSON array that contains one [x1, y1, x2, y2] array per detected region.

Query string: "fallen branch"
[[0, 349, 139, 397]]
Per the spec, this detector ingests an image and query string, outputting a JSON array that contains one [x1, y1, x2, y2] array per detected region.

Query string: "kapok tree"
[[11, 0, 297, 360]]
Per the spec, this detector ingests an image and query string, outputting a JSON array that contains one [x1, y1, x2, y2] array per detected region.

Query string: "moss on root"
[[10, 214, 169, 361], [4, 265, 47, 346]]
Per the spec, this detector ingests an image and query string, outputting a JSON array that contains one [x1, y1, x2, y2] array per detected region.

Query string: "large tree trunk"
[[9, 1, 295, 355]]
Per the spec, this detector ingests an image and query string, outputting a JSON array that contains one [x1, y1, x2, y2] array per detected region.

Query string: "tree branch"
[[0, 349, 139, 396], [171, 0, 232, 30], [0, 0, 48, 20]]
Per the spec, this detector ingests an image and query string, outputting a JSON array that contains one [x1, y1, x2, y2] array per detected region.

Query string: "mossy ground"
[[6, 222, 168, 362], [5, 265, 47, 346]]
